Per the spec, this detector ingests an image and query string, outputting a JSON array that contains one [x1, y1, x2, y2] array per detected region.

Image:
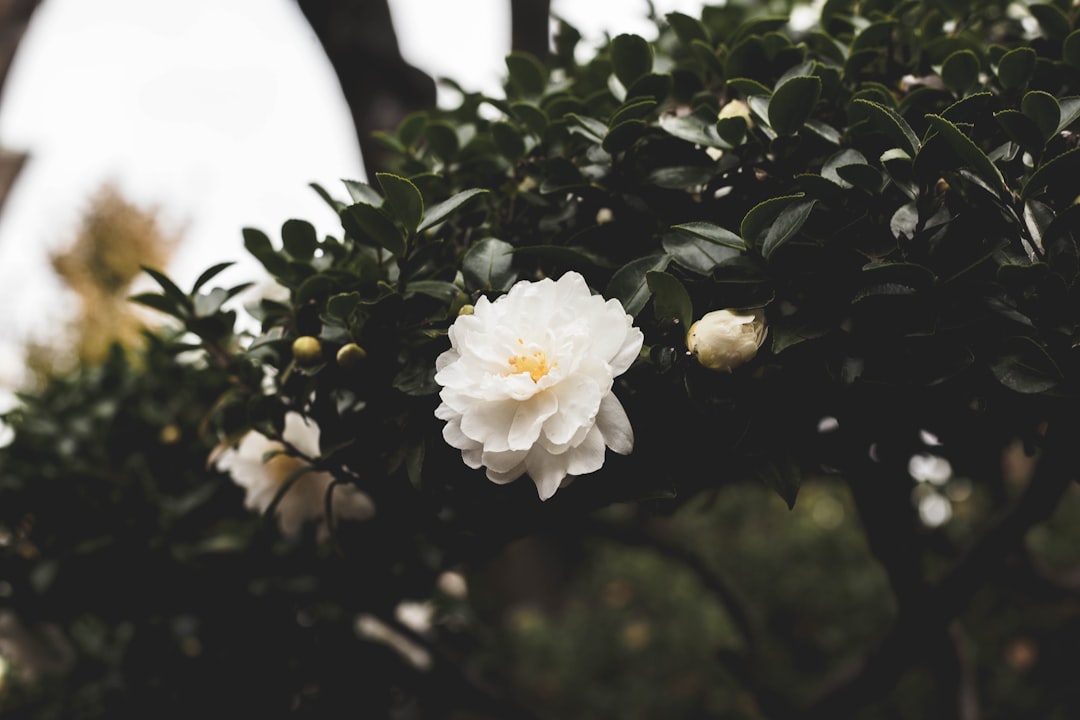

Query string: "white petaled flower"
[[213, 412, 373, 538], [434, 271, 644, 501], [686, 309, 767, 372]]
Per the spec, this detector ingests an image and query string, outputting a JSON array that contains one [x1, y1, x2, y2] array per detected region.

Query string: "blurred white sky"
[[0, 0, 708, 391]]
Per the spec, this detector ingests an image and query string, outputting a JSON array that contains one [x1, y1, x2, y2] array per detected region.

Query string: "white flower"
[[434, 271, 643, 500], [718, 99, 752, 125], [686, 309, 767, 372], [213, 412, 373, 537]]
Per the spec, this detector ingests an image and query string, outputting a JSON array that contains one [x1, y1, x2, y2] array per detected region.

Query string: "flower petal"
[[525, 447, 570, 500], [508, 391, 559, 450], [596, 393, 634, 455]]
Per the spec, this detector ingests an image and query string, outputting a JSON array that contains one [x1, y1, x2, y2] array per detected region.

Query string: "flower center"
[[508, 350, 553, 382]]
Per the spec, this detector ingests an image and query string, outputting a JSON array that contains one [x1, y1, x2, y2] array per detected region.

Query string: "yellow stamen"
[[508, 350, 552, 382]]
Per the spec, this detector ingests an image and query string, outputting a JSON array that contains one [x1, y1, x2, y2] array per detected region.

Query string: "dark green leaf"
[[659, 113, 725, 146], [725, 77, 772, 97], [403, 280, 461, 304], [462, 237, 516, 291], [646, 271, 693, 327], [1021, 91, 1061, 142], [326, 292, 361, 320], [566, 113, 608, 143], [1023, 147, 1080, 200], [130, 292, 185, 319], [941, 49, 980, 95], [756, 456, 801, 510], [822, 148, 869, 187], [310, 182, 345, 212], [343, 179, 383, 206], [768, 76, 822, 135], [740, 193, 805, 248], [418, 188, 489, 232], [281, 219, 318, 260], [1057, 96, 1080, 133], [924, 114, 1006, 194], [997, 46, 1036, 90], [141, 266, 192, 311], [762, 199, 816, 259], [610, 33, 653, 87], [606, 254, 671, 317], [603, 119, 647, 153], [890, 202, 919, 240], [506, 51, 548, 97], [1029, 3, 1071, 42], [243, 227, 290, 277], [662, 230, 741, 274], [191, 261, 236, 294], [609, 98, 657, 127], [510, 102, 549, 135], [377, 173, 425, 233], [995, 110, 1045, 155], [625, 73, 673, 103], [666, 12, 709, 45], [492, 121, 526, 158], [716, 116, 748, 145], [851, 98, 921, 155], [341, 202, 406, 256], [941, 92, 992, 123], [1065, 30, 1080, 70], [669, 222, 745, 250], [989, 336, 1062, 393], [424, 121, 460, 161]]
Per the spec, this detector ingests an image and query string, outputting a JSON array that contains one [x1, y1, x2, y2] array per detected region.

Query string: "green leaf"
[[492, 121, 526, 158], [424, 121, 460, 161], [669, 222, 745, 250], [310, 182, 346, 212], [505, 51, 548, 97], [740, 194, 805, 249], [625, 73, 673, 103], [343, 179, 383, 206], [341, 202, 406, 256], [836, 164, 882, 192], [403, 280, 461, 304], [1057, 96, 1080, 134], [1029, 3, 1071, 43], [646, 270, 693, 328], [606, 254, 671, 317], [418, 188, 489, 232], [610, 33, 653, 87], [462, 237, 516, 291], [659, 113, 725, 147], [1023, 147, 1080, 200], [1021, 91, 1061, 142], [1065, 30, 1080, 70], [191, 261, 236, 294], [995, 110, 1045, 155], [662, 230, 742, 274], [566, 113, 608, 143], [130, 292, 185, 320], [725, 77, 772, 97], [924, 114, 1006, 194], [666, 12, 709, 45], [762, 199, 816, 259], [326, 292, 361, 320], [768, 76, 821, 135], [941, 49, 980, 95], [377, 173, 424, 233], [603, 119, 647, 153], [142, 266, 192, 311], [851, 98, 921, 156], [941, 92, 993, 123], [822, 148, 869, 187], [281, 219, 318, 260], [997, 46, 1036, 90], [510, 102, 549, 136], [609, 98, 657, 127], [243, 227, 290, 277], [989, 336, 1062, 393]]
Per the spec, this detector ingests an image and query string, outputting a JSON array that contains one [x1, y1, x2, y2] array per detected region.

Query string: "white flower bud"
[[686, 309, 767, 372]]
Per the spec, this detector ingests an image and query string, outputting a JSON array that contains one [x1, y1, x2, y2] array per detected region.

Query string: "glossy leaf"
[[418, 189, 489, 232], [924, 114, 1006, 194], [941, 49, 980, 95], [342, 202, 405, 257], [989, 336, 1062, 394], [281, 219, 318, 260], [377, 173, 425, 233], [606, 254, 671, 317], [997, 46, 1036, 90], [462, 237, 516, 291], [610, 33, 653, 87], [1021, 91, 1061, 142], [851, 98, 921, 155], [768, 76, 821, 135], [646, 270, 693, 328]]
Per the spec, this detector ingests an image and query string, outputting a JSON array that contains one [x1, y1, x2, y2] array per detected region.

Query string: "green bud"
[[336, 342, 367, 368], [291, 336, 323, 365]]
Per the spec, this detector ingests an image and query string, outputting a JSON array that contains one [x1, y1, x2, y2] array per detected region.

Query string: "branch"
[[799, 417, 1076, 717]]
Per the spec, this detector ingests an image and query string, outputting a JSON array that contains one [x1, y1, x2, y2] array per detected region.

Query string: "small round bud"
[[717, 99, 752, 125], [336, 342, 367, 368], [458, 304, 475, 316], [291, 336, 323, 365], [159, 424, 182, 445], [686, 309, 767, 372]]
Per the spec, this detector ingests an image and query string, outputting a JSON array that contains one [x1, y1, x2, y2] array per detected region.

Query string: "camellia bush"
[[4, 0, 1080, 717]]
